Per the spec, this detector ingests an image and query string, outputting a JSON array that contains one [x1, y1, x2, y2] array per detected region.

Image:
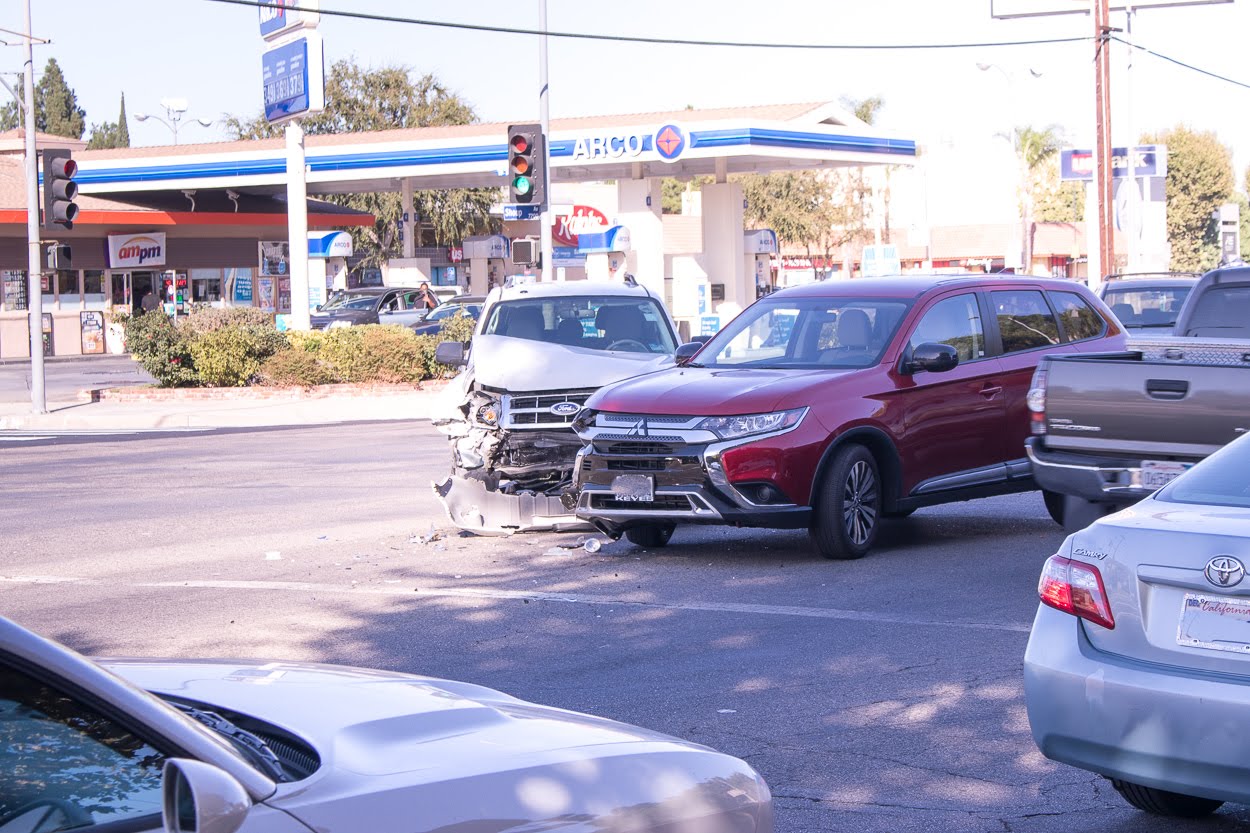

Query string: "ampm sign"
[[1061, 145, 1166, 181]]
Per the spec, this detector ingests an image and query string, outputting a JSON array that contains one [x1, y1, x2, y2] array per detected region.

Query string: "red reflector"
[[510, 135, 529, 154], [1038, 554, 1115, 630]]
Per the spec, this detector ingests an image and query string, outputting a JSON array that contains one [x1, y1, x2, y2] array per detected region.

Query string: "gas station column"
[[616, 178, 663, 297], [401, 178, 416, 259], [701, 181, 748, 320]]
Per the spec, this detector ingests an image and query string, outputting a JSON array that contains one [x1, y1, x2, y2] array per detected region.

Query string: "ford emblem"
[[1205, 555, 1246, 588], [550, 402, 580, 417]]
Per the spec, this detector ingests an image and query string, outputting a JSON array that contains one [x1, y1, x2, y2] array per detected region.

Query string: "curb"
[[77, 378, 452, 403]]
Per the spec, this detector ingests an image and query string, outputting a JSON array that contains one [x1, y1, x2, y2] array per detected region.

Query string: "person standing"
[[140, 290, 159, 314], [417, 281, 438, 311]]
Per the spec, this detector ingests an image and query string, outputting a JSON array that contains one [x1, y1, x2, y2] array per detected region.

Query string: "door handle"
[[1146, 379, 1188, 400], [979, 385, 1002, 398]]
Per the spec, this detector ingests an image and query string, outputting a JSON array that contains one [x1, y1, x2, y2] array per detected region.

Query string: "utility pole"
[[538, 0, 553, 281], [22, 0, 45, 413], [1093, 0, 1116, 278]]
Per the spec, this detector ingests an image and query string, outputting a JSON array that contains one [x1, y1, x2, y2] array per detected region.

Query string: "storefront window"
[[2, 270, 27, 311], [224, 268, 254, 307], [431, 266, 458, 287], [57, 270, 81, 307], [84, 271, 107, 310], [191, 268, 223, 304]]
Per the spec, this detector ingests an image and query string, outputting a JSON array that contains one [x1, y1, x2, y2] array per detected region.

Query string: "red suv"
[[572, 276, 1125, 558]]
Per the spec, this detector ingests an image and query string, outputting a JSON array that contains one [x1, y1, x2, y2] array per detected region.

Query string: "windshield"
[[697, 297, 911, 369], [1157, 437, 1250, 509], [319, 293, 380, 312], [482, 295, 676, 354], [1101, 286, 1191, 330]]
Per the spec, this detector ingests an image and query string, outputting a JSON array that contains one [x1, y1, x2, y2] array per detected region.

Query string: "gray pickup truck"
[[1027, 266, 1250, 529]]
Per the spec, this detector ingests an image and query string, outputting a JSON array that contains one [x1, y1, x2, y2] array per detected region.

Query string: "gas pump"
[[464, 234, 510, 295], [580, 226, 632, 282], [744, 230, 778, 299]]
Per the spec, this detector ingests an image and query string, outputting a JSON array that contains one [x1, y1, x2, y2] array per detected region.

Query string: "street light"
[[134, 97, 214, 145]]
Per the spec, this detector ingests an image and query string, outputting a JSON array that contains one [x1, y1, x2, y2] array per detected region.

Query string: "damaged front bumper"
[[433, 474, 588, 535]]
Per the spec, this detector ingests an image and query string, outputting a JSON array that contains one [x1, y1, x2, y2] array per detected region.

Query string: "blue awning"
[[308, 231, 353, 258]]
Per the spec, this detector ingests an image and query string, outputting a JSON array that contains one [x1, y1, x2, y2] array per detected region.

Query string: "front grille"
[[504, 389, 595, 429], [607, 458, 668, 471], [590, 494, 694, 512], [600, 441, 681, 456]]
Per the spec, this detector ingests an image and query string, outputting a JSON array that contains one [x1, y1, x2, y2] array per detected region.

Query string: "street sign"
[[503, 204, 542, 221], [262, 33, 326, 124]]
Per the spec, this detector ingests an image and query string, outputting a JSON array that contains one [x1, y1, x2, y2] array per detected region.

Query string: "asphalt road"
[[2, 421, 1248, 833], [0, 354, 154, 404]]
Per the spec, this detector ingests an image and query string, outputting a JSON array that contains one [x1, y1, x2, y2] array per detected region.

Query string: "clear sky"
[[8, 0, 1249, 219]]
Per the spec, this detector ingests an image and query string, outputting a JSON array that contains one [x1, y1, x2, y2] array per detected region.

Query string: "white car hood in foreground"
[[469, 334, 673, 392], [104, 658, 771, 833]]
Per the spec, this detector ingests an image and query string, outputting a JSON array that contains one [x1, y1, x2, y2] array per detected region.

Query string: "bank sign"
[[1060, 145, 1166, 181], [108, 233, 167, 268]]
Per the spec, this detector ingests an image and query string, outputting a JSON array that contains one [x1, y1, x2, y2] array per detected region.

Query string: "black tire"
[[1042, 490, 1065, 526], [883, 507, 915, 519], [624, 524, 675, 548], [1110, 779, 1224, 818], [810, 444, 880, 560]]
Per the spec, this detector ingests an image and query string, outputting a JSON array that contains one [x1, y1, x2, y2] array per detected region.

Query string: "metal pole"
[[538, 0, 553, 281], [286, 119, 311, 330], [1122, 6, 1140, 271], [23, 0, 44, 414], [1094, 0, 1116, 278]]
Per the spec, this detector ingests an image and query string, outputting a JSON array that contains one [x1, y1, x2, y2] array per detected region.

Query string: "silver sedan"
[[0, 616, 772, 833], [1024, 432, 1250, 818]]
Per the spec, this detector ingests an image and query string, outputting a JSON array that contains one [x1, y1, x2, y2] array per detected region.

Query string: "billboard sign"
[[262, 33, 325, 124], [1060, 145, 1166, 181]]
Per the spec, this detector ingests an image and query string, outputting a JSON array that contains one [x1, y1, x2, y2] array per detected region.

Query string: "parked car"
[[310, 286, 428, 329], [1028, 266, 1250, 530], [572, 275, 1125, 557], [432, 277, 680, 534], [1098, 272, 1198, 335], [1024, 432, 1250, 818], [410, 294, 485, 336], [0, 614, 773, 833]]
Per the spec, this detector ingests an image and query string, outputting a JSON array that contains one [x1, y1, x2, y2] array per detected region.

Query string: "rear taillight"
[[1027, 361, 1048, 436], [1039, 554, 1115, 630]]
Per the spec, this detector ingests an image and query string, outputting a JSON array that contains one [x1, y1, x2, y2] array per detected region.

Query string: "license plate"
[[1140, 459, 1192, 490], [1177, 593, 1250, 653], [610, 474, 654, 502]]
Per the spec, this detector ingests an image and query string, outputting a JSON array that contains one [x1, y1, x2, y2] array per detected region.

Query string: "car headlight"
[[328, 319, 353, 329], [696, 408, 806, 440], [470, 392, 501, 427]]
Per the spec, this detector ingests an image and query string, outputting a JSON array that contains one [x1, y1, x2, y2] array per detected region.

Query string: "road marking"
[[0, 575, 1030, 634]]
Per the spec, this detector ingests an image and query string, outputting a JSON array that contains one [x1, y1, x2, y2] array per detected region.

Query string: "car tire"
[[1042, 490, 1065, 526], [624, 524, 675, 548], [1062, 495, 1116, 533], [810, 444, 880, 560], [1110, 779, 1224, 818], [883, 507, 915, 519]]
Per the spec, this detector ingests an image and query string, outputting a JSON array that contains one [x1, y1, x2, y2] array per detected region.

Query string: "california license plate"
[[1140, 459, 1192, 490], [1177, 593, 1250, 653], [610, 474, 654, 502]]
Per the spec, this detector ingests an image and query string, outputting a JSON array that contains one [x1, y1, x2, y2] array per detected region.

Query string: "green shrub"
[[184, 305, 276, 335], [321, 325, 425, 383], [259, 347, 336, 386], [190, 325, 288, 387], [123, 311, 197, 387], [438, 312, 475, 345]]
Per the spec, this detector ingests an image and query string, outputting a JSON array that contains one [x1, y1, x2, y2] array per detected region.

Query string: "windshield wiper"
[[174, 702, 287, 781]]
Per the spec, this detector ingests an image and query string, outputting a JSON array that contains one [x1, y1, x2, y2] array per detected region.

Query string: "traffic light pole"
[[22, 0, 45, 413], [538, 0, 553, 281]]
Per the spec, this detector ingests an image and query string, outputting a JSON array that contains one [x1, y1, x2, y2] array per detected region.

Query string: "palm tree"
[[1011, 125, 1064, 274]]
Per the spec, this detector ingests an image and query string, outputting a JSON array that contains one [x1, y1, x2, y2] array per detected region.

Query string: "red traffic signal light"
[[506, 124, 545, 207], [42, 149, 78, 231]]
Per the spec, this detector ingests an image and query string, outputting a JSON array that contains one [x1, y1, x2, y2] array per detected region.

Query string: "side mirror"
[[435, 341, 467, 367], [905, 342, 959, 374], [674, 341, 703, 366], [162, 759, 251, 833]]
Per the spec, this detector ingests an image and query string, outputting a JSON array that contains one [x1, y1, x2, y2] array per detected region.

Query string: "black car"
[[410, 294, 485, 336], [309, 287, 432, 330]]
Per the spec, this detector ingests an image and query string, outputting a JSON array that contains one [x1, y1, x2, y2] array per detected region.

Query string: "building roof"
[[0, 129, 87, 154]]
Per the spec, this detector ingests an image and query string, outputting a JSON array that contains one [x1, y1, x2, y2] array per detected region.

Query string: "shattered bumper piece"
[[433, 474, 590, 535]]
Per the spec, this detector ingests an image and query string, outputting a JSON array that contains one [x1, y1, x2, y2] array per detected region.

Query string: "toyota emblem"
[[1205, 556, 1246, 588]]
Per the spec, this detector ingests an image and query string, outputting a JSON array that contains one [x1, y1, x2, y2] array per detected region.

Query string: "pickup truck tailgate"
[[1044, 348, 1250, 458]]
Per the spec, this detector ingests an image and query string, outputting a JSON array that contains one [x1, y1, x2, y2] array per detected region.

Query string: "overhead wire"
[[1112, 36, 1250, 92]]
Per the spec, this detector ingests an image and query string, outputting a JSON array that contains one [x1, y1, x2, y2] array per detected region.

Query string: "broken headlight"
[[471, 391, 501, 427]]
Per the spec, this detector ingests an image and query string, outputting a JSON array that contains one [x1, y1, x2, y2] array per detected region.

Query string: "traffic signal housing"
[[42, 149, 78, 231], [507, 124, 545, 207]]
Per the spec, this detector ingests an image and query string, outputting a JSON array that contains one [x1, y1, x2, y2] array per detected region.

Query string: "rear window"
[[1181, 285, 1250, 338], [1102, 286, 1191, 331], [991, 290, 1061, 353], [1050, 291, 1106, 342], [1157, 438, 1250, 509]]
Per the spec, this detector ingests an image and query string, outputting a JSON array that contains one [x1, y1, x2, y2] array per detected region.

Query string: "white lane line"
[[0, 575, 1030, 634]]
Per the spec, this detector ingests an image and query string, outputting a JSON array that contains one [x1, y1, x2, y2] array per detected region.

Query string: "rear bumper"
[[1026, 438, 1166, 504], [1024, 604, 1250, 804]]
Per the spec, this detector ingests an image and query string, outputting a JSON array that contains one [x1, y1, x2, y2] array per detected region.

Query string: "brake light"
[[1038, 555, 1115, 630], [1027, 361, 1048, 435]]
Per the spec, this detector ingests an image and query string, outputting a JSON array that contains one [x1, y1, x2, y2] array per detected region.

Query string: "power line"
[[1114, 36, 1250, 92], [205, 0, 1090, 51]]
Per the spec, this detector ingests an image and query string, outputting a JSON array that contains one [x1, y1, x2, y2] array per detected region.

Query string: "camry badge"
[[550, 402, 580, 417], [1205, 556, 1246, 588]]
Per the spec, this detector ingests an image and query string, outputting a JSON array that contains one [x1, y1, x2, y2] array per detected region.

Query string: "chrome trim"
[[576, 488, 723, 521], [1026, 443, 1160, 497]]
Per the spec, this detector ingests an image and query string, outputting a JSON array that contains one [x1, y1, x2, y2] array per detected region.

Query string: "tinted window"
[[321, 293, 380, 311], [483, 296, 676, 353], [908, 294, 985, 362], [700, 297, 910, 369], [0, 664, 166, 829], [992, 290, 1060, 353], [1050, 291, 1106, 342], [1158, 437, 1250, 508], [1181, 285, 1250, 338], [1102, 286, 1191, 330]]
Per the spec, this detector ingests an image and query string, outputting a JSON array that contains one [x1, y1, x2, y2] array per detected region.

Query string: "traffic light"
[[45, 243, 71, 270], [42, 149, 78, 231], [506, 124, 545, 207]]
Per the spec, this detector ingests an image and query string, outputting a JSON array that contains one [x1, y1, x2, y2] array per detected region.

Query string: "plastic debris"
[[583, 538, 602, 554], [264, 551, 282, 561], [717, 709, 738, 714]]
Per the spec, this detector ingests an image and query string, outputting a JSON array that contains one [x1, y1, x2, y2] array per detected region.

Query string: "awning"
[[578, 225, 631, 253], [308, 230, 353, 258]]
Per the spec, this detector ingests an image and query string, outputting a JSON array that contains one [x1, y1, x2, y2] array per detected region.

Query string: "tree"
[[87, 93, 131, 150], [1032, 155, 1083, 224], [741, 172, 842, 279], [0, 58, 86, 138], [226, 60, 496, 265], [1141, 126, 1234, 271], [1013, 125, 1065, 272]]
